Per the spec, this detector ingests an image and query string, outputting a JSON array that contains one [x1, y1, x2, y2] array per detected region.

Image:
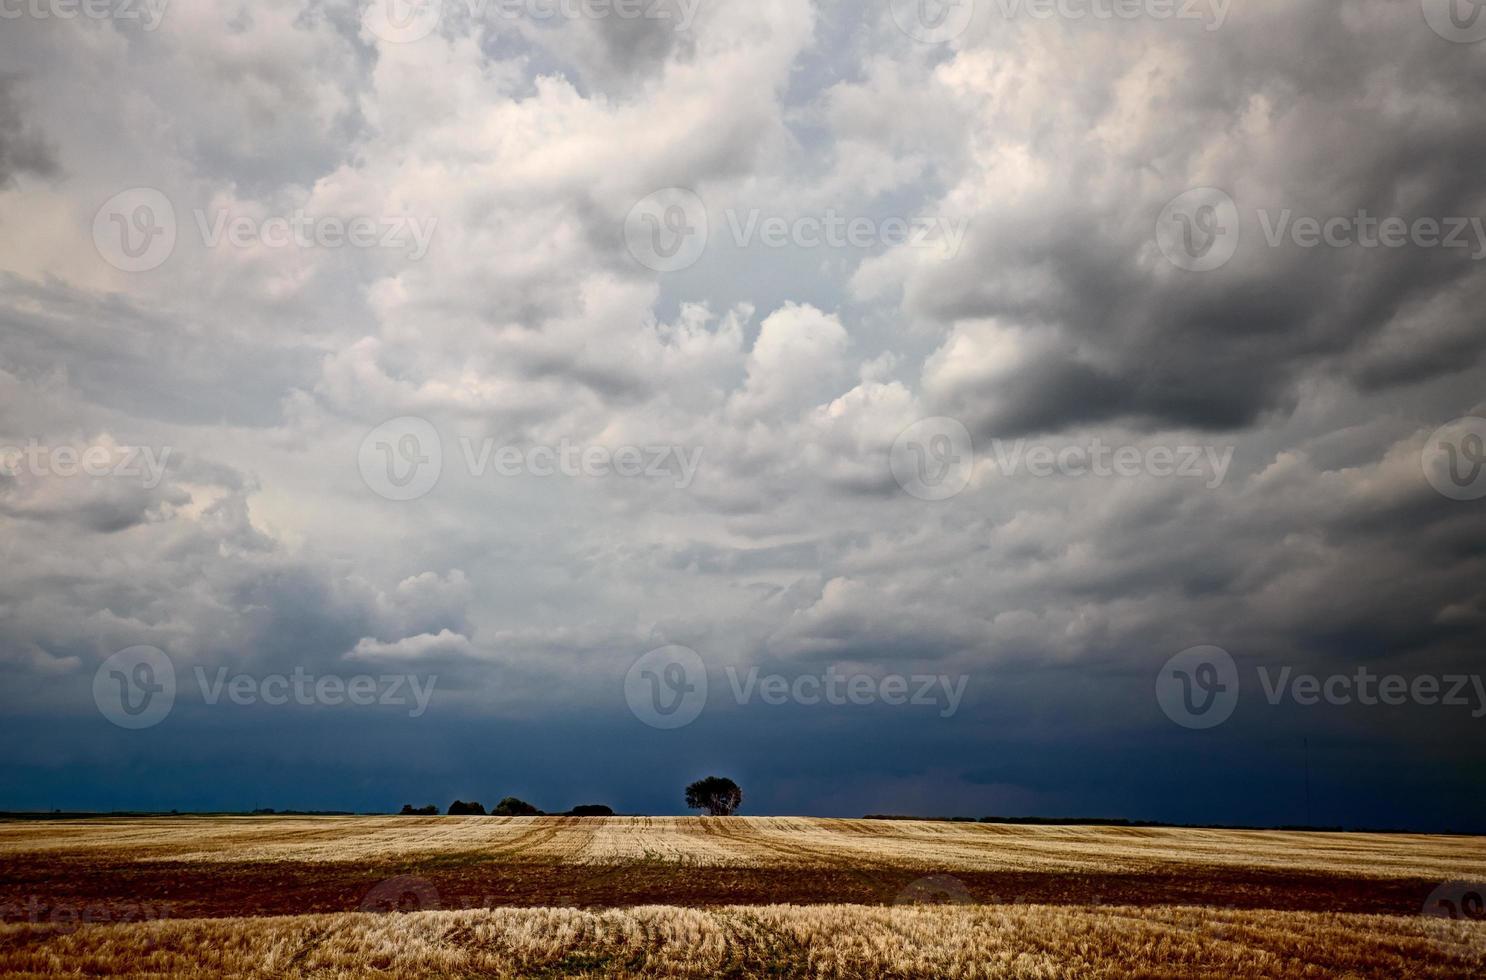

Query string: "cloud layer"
[[1, 0, 1482, 828]]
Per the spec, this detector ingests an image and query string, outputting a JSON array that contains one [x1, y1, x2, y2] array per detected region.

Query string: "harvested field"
[[3, 815, 1481, 877], [3, 816, 1483, 976], [1, 903, 1483, 979], [2, 816, 1483, 922]]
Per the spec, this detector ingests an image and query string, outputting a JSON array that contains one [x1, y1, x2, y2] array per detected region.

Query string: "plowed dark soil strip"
[[0, 855, 1451, 921]]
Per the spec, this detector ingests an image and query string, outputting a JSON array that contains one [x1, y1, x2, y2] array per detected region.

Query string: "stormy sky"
[[1, 0, 1484, 830]]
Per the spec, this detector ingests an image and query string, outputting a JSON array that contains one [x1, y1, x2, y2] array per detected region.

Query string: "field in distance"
[[2, 816, 1484, 977], [2, 815, 1485, 917]]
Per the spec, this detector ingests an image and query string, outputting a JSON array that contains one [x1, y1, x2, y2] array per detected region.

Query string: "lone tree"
[[447, 800, 486, 815], [685, 776, 742, 816]]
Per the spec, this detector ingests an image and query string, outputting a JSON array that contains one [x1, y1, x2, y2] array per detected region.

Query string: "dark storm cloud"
[[910, 3, 1486, 437], [0, 0, 1482, 830], [576, 0, 695, 76], [0, 479, 187, 534], [515, 0, 701, 93], [0, 75, 57, 187]]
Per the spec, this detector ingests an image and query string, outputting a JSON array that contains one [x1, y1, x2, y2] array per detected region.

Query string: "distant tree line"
[[397, 776, 743, 819], [398, 798, 615, 817]]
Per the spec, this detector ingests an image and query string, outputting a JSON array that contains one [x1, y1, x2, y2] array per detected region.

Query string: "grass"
[[3, 815, 1482, 879], [0, 903, 1483, 978], [1, 816, 1483, 976]]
